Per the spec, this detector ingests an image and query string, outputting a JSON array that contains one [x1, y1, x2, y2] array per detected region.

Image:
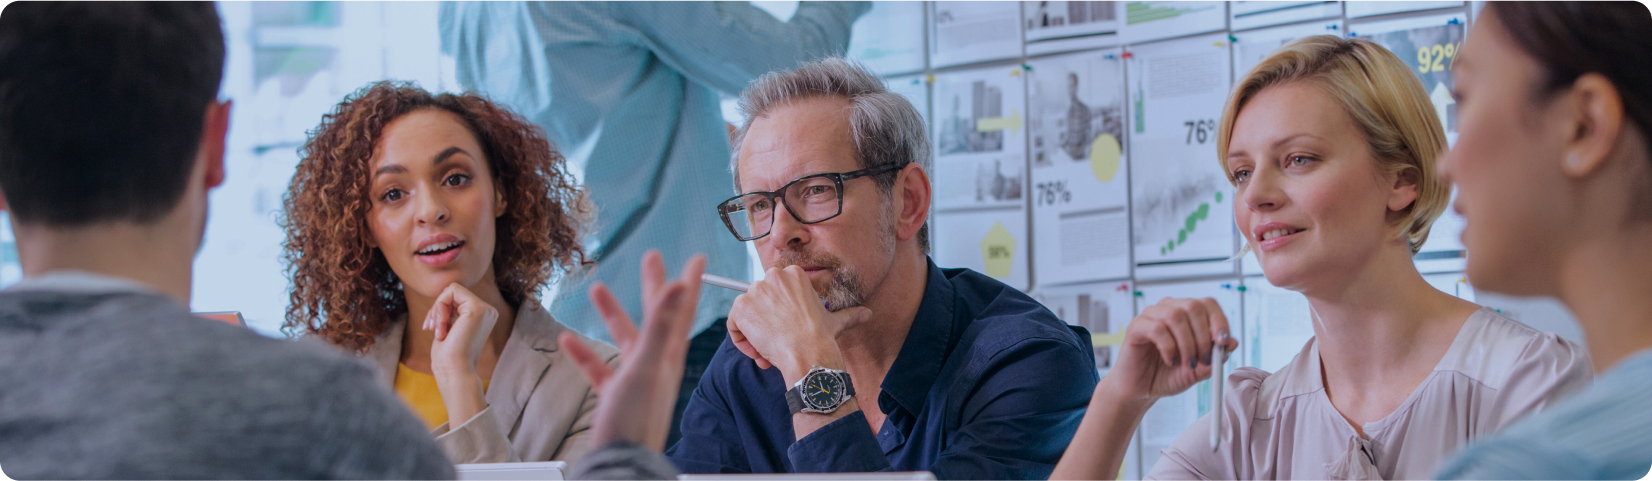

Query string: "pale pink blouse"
[[1148, 307, 1592, 480]]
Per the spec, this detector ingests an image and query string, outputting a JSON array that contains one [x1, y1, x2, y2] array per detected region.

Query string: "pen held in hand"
[[1211, 331, 1230, 452], [700, 273, 831, 310]]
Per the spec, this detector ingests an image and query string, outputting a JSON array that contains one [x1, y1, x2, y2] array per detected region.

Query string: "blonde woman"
[[1052, 35, 1592, 480]]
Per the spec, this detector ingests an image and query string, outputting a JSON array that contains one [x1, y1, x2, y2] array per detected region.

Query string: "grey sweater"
[[0, 290, 455, 479]]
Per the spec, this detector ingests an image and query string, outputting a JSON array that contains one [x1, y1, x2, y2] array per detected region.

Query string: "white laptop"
[[680, 472, 937, 481], [455, 461, 566, 480]]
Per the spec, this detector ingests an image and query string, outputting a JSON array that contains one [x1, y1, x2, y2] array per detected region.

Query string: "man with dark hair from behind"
[[0, 3, 453, 478]]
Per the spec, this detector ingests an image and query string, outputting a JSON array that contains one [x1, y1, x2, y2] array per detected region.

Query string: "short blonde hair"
[[1217, 35, 1449, 253]]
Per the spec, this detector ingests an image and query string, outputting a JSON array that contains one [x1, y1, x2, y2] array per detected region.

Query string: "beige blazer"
[[363, 301, 620, 465]]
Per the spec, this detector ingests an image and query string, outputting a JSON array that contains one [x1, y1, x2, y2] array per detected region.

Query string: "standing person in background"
[[283, 82, 618, 465], [438, 1, 868, 445], [1435, 2, 1652, 479], [0, 3, 451, 478]]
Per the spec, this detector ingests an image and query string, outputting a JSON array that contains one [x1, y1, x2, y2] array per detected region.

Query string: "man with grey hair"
[[657, 57, 1099, 478]]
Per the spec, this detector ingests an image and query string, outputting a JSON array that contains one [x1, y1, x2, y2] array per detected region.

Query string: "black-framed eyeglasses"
[[716, 164, 903, 241]]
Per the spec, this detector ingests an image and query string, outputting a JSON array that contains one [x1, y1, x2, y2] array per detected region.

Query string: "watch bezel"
[[793, 366, 851, 414]]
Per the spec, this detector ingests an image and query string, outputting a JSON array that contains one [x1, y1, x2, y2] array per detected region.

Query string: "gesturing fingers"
[[560, 331, 614, 391], [589, 283, 639, 352]]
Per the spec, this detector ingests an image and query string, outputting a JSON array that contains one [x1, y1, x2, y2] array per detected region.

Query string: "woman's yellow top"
[[394, 363, 489, 429]]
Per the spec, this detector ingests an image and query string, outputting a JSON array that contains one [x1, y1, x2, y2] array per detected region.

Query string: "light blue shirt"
[[1437, 348, 1652, 480], [439, 2, 868, 341]]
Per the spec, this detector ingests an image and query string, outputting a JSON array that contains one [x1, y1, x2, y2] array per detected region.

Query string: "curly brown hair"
[[281, 81, 588, 352]]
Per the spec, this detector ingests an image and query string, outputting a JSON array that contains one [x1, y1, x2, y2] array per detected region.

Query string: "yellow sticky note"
[[1089, 133, 1122, 183], [1091, 333, 1126, 347], [980, 222, 1016, 278]]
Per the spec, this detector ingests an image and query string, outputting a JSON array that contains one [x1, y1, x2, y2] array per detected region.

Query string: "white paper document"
[[931, 2, 1023, 68], [1126, 33, 1237, 280], [1025, 1, 1122, 42], [1027, 50, 1132, 284], [1032, 280, 1137, 373], [1119, 1, 1226, 44], [1230, 1, 1342, 32], [1231, 20, 1345, 80], [933, 208, 1030, 291], [932, 66, 1028, 211], [1345, 1, 1463, 18], [850, 2, 927, 75]]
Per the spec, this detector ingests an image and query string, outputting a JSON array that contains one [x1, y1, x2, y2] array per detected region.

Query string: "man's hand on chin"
[[724, 265, 872, 384]]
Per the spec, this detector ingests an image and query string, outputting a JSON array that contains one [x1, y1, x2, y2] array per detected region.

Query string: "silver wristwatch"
[[785, 366, 855, 414]]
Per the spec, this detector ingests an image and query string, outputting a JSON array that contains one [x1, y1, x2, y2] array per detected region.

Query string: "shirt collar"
[[3, 269, 162, 296], [878, 257, 957, 415]]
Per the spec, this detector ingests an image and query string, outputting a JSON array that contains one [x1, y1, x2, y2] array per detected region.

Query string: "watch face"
[[802, 371, 845, 410]]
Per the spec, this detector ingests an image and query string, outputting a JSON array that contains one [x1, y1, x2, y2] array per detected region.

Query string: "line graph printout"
[[1230, 1, 1341, 31], [1027, 50, 1131, 284], [932, 66, 1028, 211], [1353, 13, 1468, 272], [1119, 1, 1225, 44], [1133, 279, 1242, 472], [1348, 0, 1466, 18], [849, 1, 926, 75], [931, 2, 1023, 68], [1127, 33, 1236, 280], [1025, 1, 1121, 42], [1231, 20, 1344, 81], [934, 208, 1030, 291]]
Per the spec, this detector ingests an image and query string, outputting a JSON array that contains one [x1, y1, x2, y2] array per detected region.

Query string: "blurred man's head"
[[724, 58, 931, 309], [0, 1, 227, 234]]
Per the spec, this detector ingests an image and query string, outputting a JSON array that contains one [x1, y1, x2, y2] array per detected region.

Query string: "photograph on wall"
[[1025, 1, 1121, 42], [1345, 1, 1463, 18], [933, 66, 1027, 211], [1229, 1, 1341, 31], [931, 1, 1023, 68], [1027, 49, 1132, 284], [1126, 33, 1237, 280], [933, 208, 1030, 291], [1231, 20, 1344, 80], [849, 1, 927, 75], [1119, 1, 1226, 44], [1032, 280, 1136, 373], [1133, 279, 1241, 472]]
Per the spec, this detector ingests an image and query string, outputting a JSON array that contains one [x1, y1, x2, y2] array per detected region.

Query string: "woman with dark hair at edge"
[[282, 81, 618, 464], [1435, 2, 1652, 479]]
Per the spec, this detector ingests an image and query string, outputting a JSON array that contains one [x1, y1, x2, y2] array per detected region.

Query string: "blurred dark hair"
[[1487, 2, 1652, 150], [0, 2, 225, 225]]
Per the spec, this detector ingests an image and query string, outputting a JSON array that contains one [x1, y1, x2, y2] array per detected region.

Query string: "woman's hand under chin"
[[424, 282, 500, 425]]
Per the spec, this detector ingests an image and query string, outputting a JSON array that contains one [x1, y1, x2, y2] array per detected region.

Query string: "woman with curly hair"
[[282, 81, 618, 464]]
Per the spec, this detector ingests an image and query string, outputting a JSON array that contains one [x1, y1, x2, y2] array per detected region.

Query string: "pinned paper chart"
[[1232, 20, 1345, 80], [931, 66, 1027, 211], [1346, 1, 1464, 18], [1239, 276, 1315, 373], [1031, 280, 1137, 374], [1119, 1, 1226, 44], [934, 209, 1030, 291], [1230, 1, 1341, 31], [1134, 279, 1242, 472], [1027, 49, 1132, 285], [849, 1, 926, 75], [1126, 33, 1237, 280], [1025, 1, 1122, 42], [931, 2, 1023, 68]]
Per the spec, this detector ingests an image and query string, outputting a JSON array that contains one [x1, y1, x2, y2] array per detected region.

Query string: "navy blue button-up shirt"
[[667, 259, 1099, 479]]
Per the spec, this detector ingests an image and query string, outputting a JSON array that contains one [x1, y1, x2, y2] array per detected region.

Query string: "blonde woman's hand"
[[1105, 297, 1238, 402]]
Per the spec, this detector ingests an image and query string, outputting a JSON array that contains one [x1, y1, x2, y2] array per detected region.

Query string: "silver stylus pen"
[[700, 273, 750, 292], [1211, 332, 1230, 451]]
